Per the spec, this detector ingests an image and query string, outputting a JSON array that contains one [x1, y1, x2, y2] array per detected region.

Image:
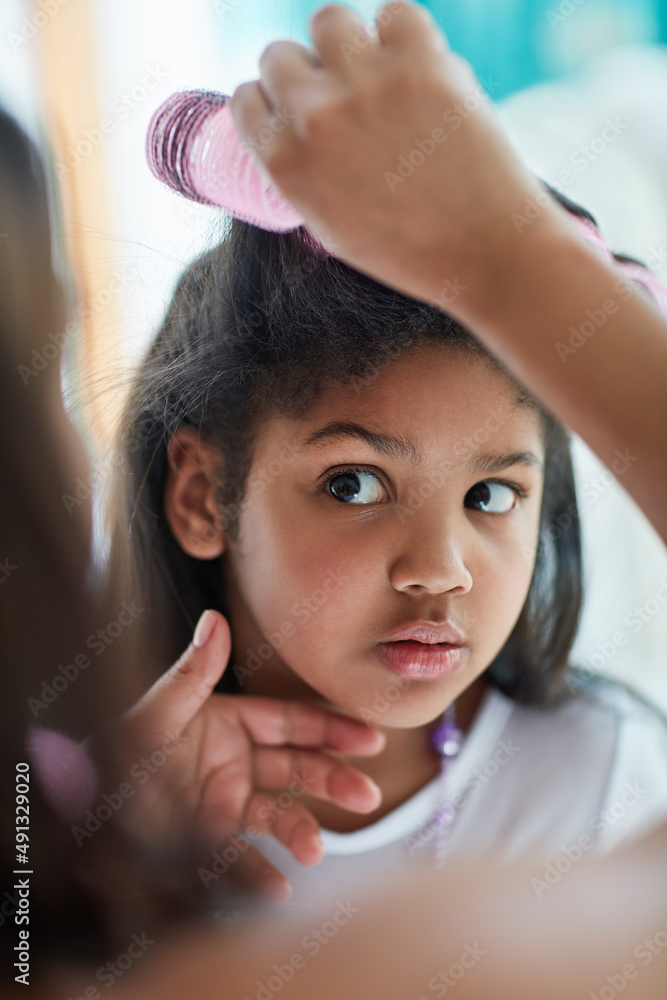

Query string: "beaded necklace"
[[429, 703, 464, 867]]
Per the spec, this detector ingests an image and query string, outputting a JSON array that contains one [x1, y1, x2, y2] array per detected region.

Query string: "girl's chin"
[[290, 658, 480, 728], [317, 689, 461, 730]]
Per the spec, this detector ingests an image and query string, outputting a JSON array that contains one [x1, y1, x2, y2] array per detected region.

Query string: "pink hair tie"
[[570, 214, 667, 315]]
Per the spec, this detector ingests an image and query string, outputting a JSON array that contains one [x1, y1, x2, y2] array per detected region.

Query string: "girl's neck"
[[311, 676, 486, 833], [240, 657, 487, 834]]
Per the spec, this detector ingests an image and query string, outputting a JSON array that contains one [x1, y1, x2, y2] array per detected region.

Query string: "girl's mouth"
[[376, 639, 467, 681]]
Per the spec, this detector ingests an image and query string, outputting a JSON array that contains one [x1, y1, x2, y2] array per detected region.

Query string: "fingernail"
[[193, 610, 216, 648]]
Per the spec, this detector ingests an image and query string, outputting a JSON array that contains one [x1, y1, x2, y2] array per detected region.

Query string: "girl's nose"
[[388, 516, 473, 597]]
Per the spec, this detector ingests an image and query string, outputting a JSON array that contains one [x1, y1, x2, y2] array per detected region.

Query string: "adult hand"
[[229, 1, 564, 321], [101, 610, 384, 898]]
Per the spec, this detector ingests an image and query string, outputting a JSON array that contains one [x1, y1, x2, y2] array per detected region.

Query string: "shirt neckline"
[[320, 685, 514, 855]]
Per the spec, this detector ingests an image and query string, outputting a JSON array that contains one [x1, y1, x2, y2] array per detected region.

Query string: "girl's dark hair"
[[112, 185, 618, 706], [0, 109, 114, 968], [0, 110, 204, 976]]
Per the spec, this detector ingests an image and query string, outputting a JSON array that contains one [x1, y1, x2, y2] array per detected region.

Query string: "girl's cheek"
[[472, 543, 534, 624]]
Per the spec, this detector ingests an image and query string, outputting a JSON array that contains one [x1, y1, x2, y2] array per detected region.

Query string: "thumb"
[[128, 610, 232, 736]]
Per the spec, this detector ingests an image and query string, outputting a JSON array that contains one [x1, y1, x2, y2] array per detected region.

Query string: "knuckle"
[[169, 651, 195, 680], [259, 39, 286, 69], [299, 105, 326, 141], [396, 56, 428, 91], [230, 80, 254, 106], [264, 143, 301, 194], [402, 1, 434, 29], [309, 4, 342, 34], [297, 98, 343, 145]]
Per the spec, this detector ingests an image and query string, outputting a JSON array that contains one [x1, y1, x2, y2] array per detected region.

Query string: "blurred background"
[[1, 0, 666, 707]]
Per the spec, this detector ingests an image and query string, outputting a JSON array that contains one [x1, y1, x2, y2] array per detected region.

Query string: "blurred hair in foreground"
[[0, 108, 204, 976]]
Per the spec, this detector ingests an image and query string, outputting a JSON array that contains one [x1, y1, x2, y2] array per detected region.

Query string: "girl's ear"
[[163, 427, 226, 559]]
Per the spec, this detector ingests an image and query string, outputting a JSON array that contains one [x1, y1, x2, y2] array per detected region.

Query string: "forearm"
[[451, 216, 667, 540]]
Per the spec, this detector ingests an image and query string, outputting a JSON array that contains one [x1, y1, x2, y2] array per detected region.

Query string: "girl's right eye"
[[326, 469, 387, 504]]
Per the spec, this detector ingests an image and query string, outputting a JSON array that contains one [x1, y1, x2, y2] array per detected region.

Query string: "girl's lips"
[[376, 640, 467, 681]]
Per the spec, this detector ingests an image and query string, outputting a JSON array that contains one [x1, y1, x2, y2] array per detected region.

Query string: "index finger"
[[308, 4, 375, 72], [258, 39, 321, 111], [235, 697, 386, 755], [127, 611, 231, 738], [375, 1, 448, 55]]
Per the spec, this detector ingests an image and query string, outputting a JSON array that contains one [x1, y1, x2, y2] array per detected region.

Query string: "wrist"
[[456, 209, 582, 333]]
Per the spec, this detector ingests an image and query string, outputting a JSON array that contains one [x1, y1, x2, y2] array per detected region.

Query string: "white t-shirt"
[[255, 680, 667, 912]]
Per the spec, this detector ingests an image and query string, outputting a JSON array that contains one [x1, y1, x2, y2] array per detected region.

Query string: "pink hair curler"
[[146, 89, 305, 232], [146, 91, 667, 313]]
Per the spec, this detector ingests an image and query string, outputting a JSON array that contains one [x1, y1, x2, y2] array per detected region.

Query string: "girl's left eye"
[[465, 480, 520, 514], [326, 469, 386, 504]]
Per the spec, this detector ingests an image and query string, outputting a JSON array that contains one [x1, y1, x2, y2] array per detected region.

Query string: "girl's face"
[[221, 344, 545, 728]]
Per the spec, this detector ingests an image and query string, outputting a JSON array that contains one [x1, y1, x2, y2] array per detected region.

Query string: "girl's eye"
[[326, 470, 386, 504], [465, 480, 519, 514]]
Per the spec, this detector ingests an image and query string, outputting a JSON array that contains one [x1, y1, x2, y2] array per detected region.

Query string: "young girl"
[[112, 187, 667, 910]]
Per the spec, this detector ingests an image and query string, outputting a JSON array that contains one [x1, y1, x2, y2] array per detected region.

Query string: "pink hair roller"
[[146, 90, 667, 314], [146, 90, 305, 232]]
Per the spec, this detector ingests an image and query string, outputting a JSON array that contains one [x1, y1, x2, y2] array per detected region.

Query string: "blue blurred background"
[[208, 0, 667, 99], [408, 0, 666, 99]]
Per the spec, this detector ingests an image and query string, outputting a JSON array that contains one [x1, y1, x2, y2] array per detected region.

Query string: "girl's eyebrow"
[[473, 451, 543, 473], [301, 422, 420, 462], [301, 422, 543, 472]]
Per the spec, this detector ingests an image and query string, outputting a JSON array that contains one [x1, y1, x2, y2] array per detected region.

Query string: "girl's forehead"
[[325, 342, 523, 405], [256, 345, 545, 463]]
